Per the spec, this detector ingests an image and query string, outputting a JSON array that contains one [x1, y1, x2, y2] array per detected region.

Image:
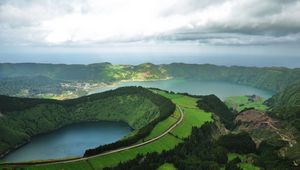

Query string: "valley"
[[2, 62, 298, 99], [1, 1, 299, 169]]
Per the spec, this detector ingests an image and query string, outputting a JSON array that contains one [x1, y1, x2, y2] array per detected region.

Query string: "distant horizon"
[[1, 0, 300, 68], [1, 55, 300, 68]]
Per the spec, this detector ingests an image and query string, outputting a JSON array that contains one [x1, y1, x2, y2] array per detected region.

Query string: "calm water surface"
[[91, 79, 274, 99], [1, 122, 131, 162]]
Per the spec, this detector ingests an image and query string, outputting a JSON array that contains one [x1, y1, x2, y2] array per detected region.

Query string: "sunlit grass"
[[224, 96, 268, 112], [157, 163, 177, 170]]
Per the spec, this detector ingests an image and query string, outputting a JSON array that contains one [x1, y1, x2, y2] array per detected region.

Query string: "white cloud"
[[0, 0, 300, 46]]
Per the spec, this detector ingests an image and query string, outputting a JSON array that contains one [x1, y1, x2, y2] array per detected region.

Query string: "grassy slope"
[[267, 80, 300, 130], [157, 163, 177, 170], [225, 96, 268, 112], [266, 81, 300, 161], [227, 153, 260, 170], [142, 108, 180, 142], [19, 91, 212, 170]]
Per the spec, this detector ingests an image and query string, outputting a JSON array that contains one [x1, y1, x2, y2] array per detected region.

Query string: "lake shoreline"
[[0, 140, 30, 162], [0, 120, 132, 163], [87, 77, 173, 95], [95, 78, 274, 100]]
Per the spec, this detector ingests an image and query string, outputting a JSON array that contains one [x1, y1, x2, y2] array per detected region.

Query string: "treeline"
[[0, 94, 60, 113], [196, 94, 236, 129], [0, 86, 166, 113], [104, 123, 297, 170], [174, 93, 236, 129], [217, 132, 256, 154], [0, 87, 173, 157], [83, 88, 175, 157]]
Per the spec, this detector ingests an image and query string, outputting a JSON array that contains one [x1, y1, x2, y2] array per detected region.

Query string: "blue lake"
[[91, 79, 274, 100], [1, 122, 131, 162]]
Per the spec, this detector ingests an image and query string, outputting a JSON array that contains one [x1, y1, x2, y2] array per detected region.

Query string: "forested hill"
[[163, 63, 300, 92], [1, 63, 299, 94], [0, 63, 167, 82], [196, 94, 235, 130], [266, 80, 300, 130], [0, 87, 175, 158]]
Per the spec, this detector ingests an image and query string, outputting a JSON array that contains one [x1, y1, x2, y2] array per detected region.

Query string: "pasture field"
[[157, 163, 177, 170], [224, 96, 268, 112], [227, 153, 260, 170]]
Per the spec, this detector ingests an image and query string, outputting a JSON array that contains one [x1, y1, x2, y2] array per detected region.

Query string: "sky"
[[0, 0, 300, 66]]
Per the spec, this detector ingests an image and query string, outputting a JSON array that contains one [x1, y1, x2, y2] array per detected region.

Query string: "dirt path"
[[1, 106, 184, 167]]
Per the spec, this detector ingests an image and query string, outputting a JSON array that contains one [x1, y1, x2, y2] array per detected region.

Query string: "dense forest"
[[0, 87, 174, 158], [266, 80, 300, 131], [196, 94, 236, 130], [0, 76, 66, 97]]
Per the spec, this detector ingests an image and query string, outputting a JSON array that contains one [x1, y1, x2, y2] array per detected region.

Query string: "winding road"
[[1, 106, 184, 167]]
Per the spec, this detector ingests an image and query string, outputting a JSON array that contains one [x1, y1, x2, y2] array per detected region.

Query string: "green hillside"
[[103, 94, 297, 170], [0, 87, 175, 157], [163, 63, 300, 92], [1, 63, 300, 98], [0, 89, 212, 170], [1, 88, 298, 170], [266, 80, 300, 130], [0, 63, 167, 82], [224, 95, 268, 112], [196, 94, 235, 129]]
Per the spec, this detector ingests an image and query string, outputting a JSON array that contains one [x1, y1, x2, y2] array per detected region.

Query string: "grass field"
[[224, 96, 268, 112], [157, 163, 177, 170], [141, 108, 180, 142], [156, 91, 212, 138], [227, 153, 260, 170], [2, 91, 212, 170]]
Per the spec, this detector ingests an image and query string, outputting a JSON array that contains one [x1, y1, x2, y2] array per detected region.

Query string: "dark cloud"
[[157, 0, 300, 45], [0, 0, 299, 46]]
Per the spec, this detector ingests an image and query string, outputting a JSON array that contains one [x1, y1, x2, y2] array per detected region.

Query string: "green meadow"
[[224, 96, 268, 112], [227, 153, 260, 170], [157, 163, 177, 170]]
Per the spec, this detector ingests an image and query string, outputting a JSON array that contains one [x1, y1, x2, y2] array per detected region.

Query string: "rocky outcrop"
[[235, 109, 296, 146], [235, 109, 280, 131]]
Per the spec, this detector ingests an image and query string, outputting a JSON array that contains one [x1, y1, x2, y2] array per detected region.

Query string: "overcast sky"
[[0, 0, 300, 64]]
